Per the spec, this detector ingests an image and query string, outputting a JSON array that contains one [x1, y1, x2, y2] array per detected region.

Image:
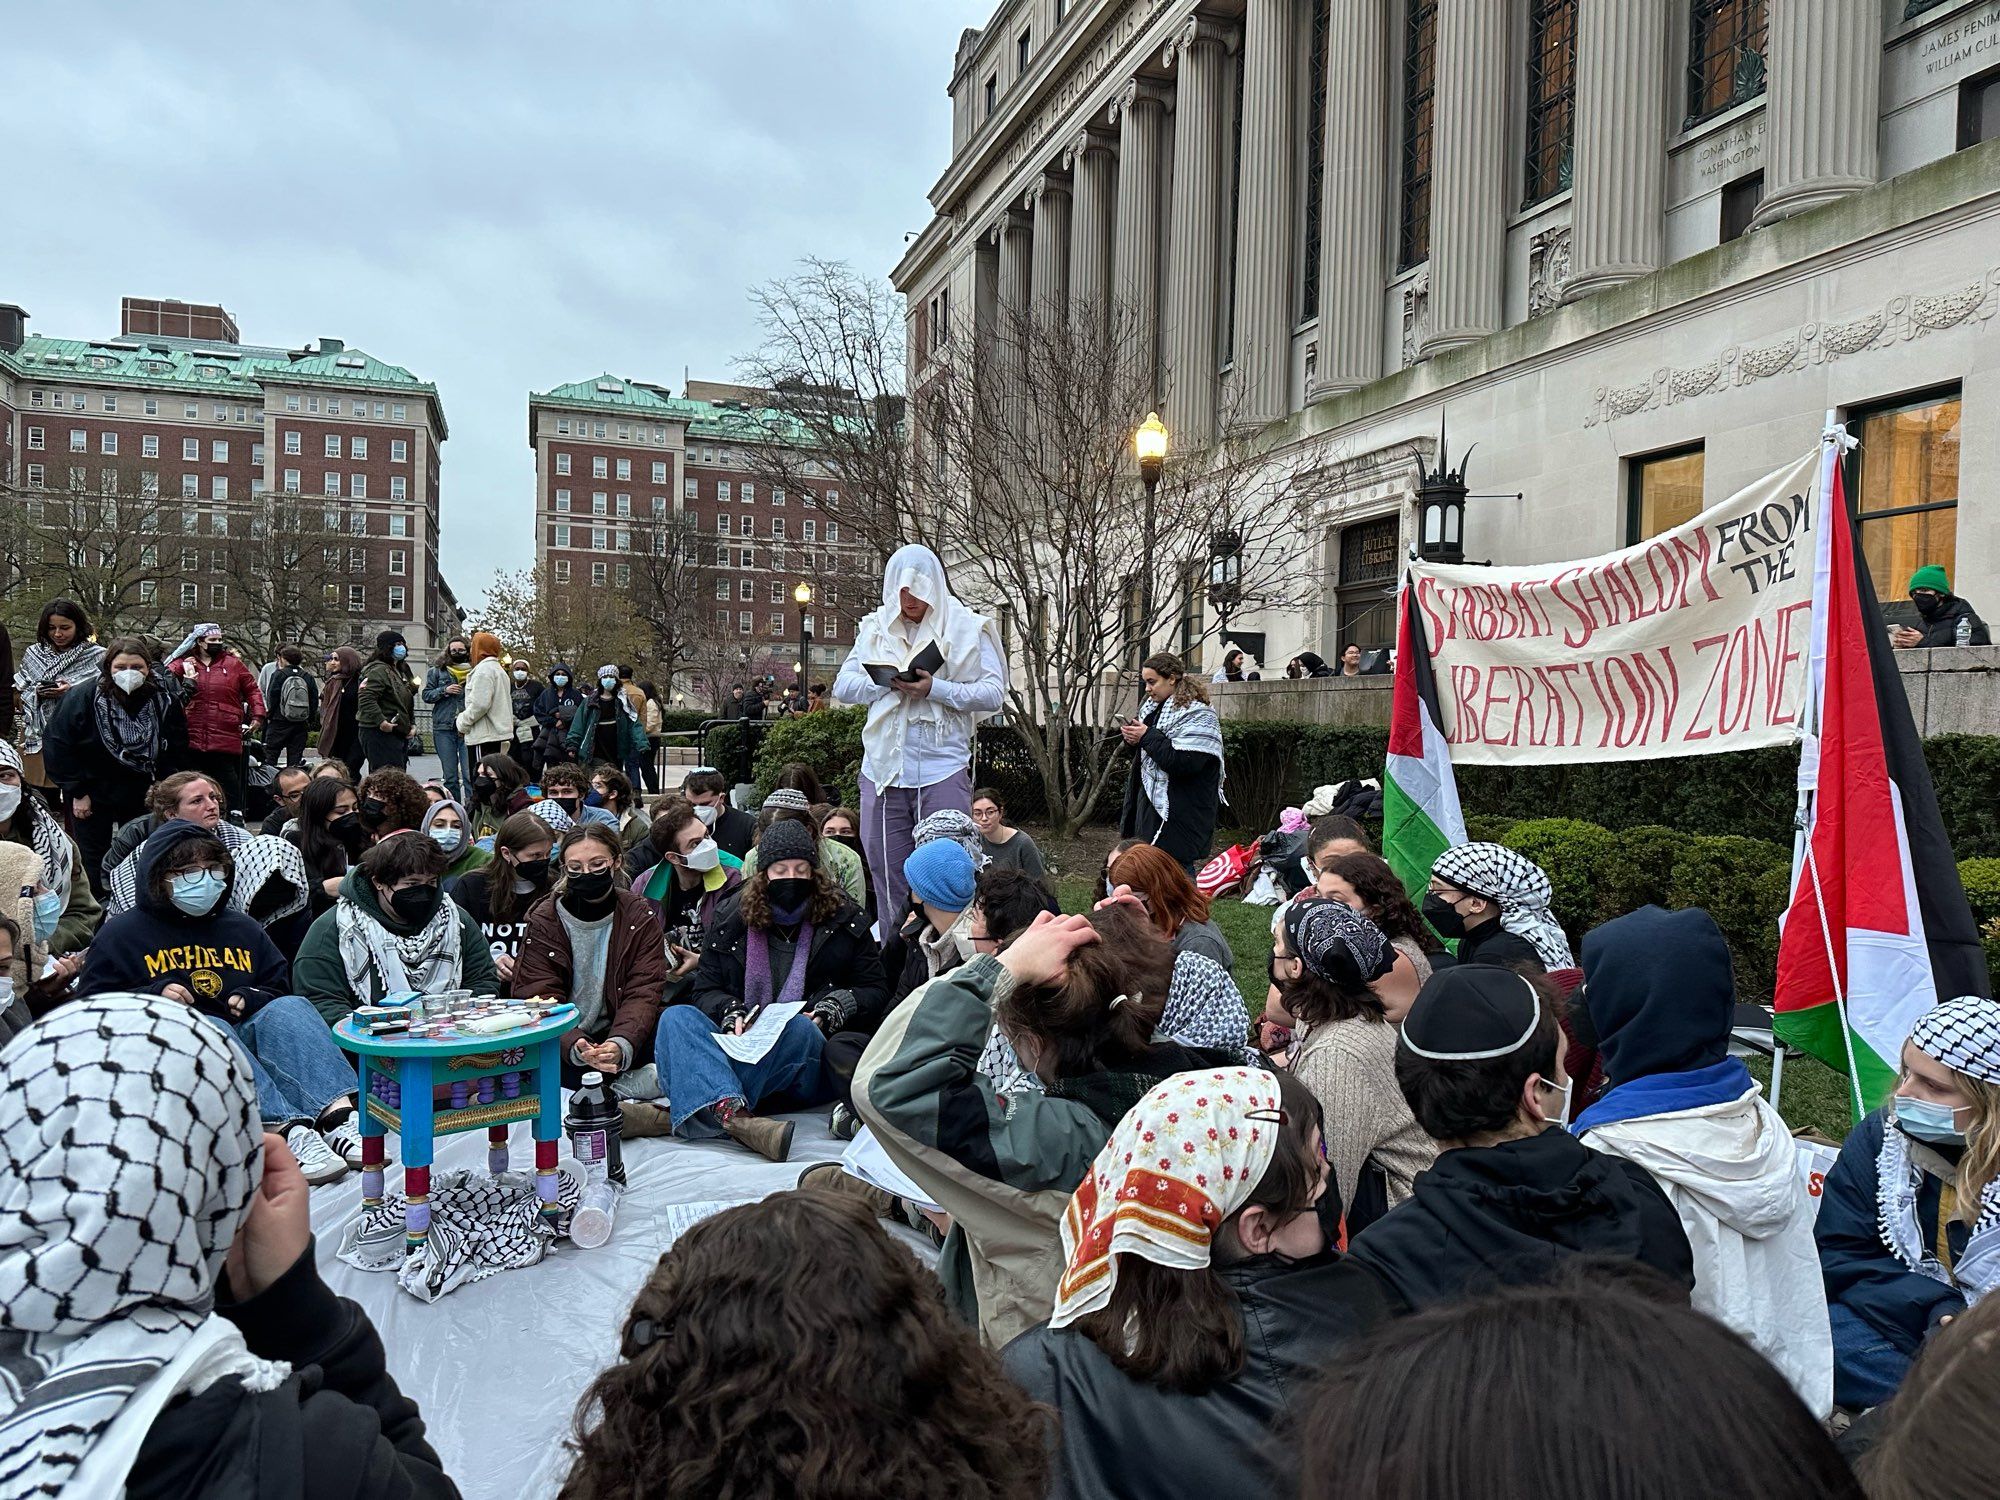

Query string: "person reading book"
[[833, 545, 1006, 922]]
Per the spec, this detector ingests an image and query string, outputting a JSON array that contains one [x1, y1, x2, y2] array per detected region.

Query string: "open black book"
[[863, 638, 946, 687]]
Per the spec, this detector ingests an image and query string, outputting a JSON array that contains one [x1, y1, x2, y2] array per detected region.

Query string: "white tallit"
[[848, 544, 1003, 785]]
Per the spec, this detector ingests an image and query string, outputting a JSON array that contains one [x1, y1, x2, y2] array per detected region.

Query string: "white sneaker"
[[323, 1118, 366, 1169], [286, 1123, 349, 1185]]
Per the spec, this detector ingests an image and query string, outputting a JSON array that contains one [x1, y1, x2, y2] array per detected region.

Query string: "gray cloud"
[[8, 0, 968, 603]]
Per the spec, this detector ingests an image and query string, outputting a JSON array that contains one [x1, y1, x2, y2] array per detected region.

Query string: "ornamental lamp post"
[[793, 580, 813, 691], [1207, 527, 1244, 640], [1133, 412, 1168, 658], [1414, 438, 1468, 566]]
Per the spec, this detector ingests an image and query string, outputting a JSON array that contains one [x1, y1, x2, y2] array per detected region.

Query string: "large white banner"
[[1410, 449, 1820, 764]]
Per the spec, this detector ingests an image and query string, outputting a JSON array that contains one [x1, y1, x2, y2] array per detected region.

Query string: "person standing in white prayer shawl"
[[834, 545, 1005, 923]]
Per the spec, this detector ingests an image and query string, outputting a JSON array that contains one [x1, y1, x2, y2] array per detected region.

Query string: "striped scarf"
[[1139, 696, 1226, 824]]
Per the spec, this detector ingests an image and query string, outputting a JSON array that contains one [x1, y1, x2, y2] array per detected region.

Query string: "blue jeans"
[[654, 1005, 828, 1135], [431, 721, 468, 800], [221, 994, 358, 1127], [1829, 1301, 1915, 1410]]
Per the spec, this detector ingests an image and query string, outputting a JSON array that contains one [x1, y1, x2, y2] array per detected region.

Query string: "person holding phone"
[[14, 598, 104, 787], [833, 545, 1006, 925]]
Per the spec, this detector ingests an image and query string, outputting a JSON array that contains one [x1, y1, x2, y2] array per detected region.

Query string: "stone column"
[[1751, 0, 1880, 227], [990, 210, 1034, 422], [1563, 0, 1667, 302], [1111, 78, 1171, 410], [1419, 0, 1509, 357], [1029, 176, 1072, 326], [1161, 15, 1233, 445], [1228, 0, 1297, 428], [1065, 130, 1117, 347], [1310, 0, 1391, 398]]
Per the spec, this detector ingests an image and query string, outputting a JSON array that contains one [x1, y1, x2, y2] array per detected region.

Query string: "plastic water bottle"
[[564, 1071, 626, 1186], [1956, 614, 1973, 648], [570, 1180, 620, 1248]]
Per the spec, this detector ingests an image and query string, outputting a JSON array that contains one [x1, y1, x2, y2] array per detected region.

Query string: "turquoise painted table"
[[331, 1004, 578, 1251]]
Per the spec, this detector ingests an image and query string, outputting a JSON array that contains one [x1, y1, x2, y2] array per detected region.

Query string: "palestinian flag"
[[1383, 580, 1467, 902], [1773, 443, 1989, 1115]]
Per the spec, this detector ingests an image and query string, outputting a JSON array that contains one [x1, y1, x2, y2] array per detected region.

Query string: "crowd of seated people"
[[11, 637, 2000, 1500]]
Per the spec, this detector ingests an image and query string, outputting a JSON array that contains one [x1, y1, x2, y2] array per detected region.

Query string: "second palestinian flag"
[[1384, 581, 1467, 902]]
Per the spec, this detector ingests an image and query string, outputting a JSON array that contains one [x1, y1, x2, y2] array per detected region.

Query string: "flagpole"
[[1794, 413, 1868, 1120]]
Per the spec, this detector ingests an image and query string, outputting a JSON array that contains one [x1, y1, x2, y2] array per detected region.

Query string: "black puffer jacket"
[[1910, 593, 1990, 646], [127, 1244, 458, 1500], [690, 898, 888, 1031], [1002, 1254, 1393, 1500]]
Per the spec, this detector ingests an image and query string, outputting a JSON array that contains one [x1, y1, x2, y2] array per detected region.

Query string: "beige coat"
[[0, 840, 48, 996], [455, 655, 515, 747]]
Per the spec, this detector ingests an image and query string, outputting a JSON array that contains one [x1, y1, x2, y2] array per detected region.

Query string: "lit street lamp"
[[794, 580, 813, 692], [1133, 412, 1168, 659]]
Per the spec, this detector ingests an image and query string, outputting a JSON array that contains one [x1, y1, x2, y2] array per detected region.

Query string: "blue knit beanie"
[[905, 839, 977, 911]]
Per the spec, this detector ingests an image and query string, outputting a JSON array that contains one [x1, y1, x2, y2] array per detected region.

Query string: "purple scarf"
[[744, 914, 815, 1016]]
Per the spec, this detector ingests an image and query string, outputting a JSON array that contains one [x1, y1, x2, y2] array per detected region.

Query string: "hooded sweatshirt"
[[76, 820, 291, 1017], [1346, 1127, 1694, 1311], [1575, 906, 1833, 1414]]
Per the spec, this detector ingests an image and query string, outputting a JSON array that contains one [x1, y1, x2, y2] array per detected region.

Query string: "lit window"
[[1847, 389, 1962, 607], [1523, 0, 1577, 207], [1686, 0, 1768, 127]]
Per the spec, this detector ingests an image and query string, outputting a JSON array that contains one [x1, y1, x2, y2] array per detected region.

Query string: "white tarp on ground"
[[309, 1112, 937, 1500]]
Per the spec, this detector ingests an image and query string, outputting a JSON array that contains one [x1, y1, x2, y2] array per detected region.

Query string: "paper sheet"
[[712, 1000, 806, 1062], [840, 1126, 943, 1213], [661, 1199, 740, 1250]]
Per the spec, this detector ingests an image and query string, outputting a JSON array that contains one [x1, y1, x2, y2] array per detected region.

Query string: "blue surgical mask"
[[1895, 1094, 1967, 1146], [169, 870, 226, 916], [32, 889, 61, 943], [429, 827, 464, 855], [391, 644, 408, 661]]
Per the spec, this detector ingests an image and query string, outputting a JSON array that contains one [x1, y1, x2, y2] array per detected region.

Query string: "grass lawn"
[[1055, 878, 1857, 1142]]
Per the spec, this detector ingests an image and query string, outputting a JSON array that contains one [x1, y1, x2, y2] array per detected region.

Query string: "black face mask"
[[1421, 893, 1468, 942], [450, 649, 469, 662], [766, 877, 815, 918], [1913, 593, 1943, 619], [828, 832, 863, 855], [388, 884, 441, 926], [472, 778, 496, 804], [329, 811, 363, 845], [358, 798, 388, 829], [513, 854, 550, 885], [562, 869, 617, 912]]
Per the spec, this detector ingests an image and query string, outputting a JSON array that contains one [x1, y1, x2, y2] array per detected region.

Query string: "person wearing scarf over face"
[[421, 635, 474, 802], [833, 544, 1006, 928], [1572, 906, 1832, 1415], [511, 825, 667, 1094], [1424, 841, 1572, 974], [43, 635, 189, 896], [1345, 965, 1693, 1312], [1118, 652, 1225, 875], [0, 995, 459, 1500], [1003, 1067, 1393, 1500], [14, 597, 105, 786], [293, 830, 498, 1026], [0, 736, 99, 956], [1277, 900, 1434, 1226], [635, 819, 885, 1163], [1816, 996, 2000, 1410], [317, 645, 365, 779], [75, 820, 365, 1185]]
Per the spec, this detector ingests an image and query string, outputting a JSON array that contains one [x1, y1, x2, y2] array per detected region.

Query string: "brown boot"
[[799, 1161, 896, 1218], [619, 1100, 673, 1139], [722, 1110, 795, 1163]]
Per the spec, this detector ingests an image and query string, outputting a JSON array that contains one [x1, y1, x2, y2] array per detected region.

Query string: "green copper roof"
[[531, 373, 683, 413], [531, 372, 823, 449], [1, 333, 445, 434]]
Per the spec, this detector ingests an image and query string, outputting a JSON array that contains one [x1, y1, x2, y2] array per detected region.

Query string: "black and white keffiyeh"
[[1911, 996, 2000, 1086], [13, 639, 103, 752], [229, 834, 310, 926], [0, 994, 288, 1497], [106, 819, 251, 916], [912, 808, 987, 865], [91, 669, 176, 775], [338, 1164, 583, 1303], [0, 739, 76, 912], [1139, 696, 1227, 824], [1432, 841, 1574, 969], [335, 888, 463, 998], [1290, 899, 1397, 989]]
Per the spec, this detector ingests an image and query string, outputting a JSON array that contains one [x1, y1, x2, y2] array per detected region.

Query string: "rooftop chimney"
[[120, 297, 241, 344], [319, 337, 344, 354], [0, 304, 26, 355]]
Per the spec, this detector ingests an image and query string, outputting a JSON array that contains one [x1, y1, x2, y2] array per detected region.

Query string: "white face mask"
[[679, 837, 721, 873], [0, 784, 20, 822], [1538, 1076, 1573, 1131], [693, 803, 718, 828], [112, 668, 147, 694], [513, 669, 528, 682]]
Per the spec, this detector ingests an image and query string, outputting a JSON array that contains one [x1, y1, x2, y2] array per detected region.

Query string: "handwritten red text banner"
[[1410, 450, 1819, 764]]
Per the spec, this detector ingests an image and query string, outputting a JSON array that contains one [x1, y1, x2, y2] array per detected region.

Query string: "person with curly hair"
[[357, 767, 431, 842], [1316, 849, 1443, 980], [560, 1190, 1047, 1500]]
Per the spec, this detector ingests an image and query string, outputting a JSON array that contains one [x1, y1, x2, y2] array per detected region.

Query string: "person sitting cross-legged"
[[1344, 964, 1694, 1311], [633, 819, 885, 1163], [76, 819, 363, 1184]]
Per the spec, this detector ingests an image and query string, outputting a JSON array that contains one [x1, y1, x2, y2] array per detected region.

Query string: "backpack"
[[277, 668, 312, 723]]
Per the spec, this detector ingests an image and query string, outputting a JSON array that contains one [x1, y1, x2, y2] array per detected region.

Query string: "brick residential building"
[[527, 373, 870, 691], [0, 297, 457, 659]]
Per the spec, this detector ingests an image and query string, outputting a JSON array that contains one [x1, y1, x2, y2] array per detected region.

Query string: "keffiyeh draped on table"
[[1051, 1067, 1283, 1330], [1432, 841, 1574, 969], [337, 1164, 584, 1302], [0, 995, 289, 1498], [1139, 697, 1226, 825]]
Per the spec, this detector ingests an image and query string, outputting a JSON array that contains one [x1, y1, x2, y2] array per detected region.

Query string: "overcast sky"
[[8, 1, 969, 607]]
